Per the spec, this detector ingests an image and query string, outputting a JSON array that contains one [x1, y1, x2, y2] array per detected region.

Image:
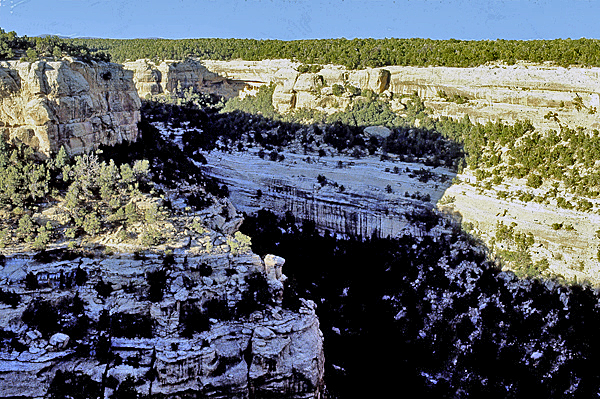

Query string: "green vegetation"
[[0, 112, 229, 250], [0, 140, 163, 248], [0, 29, 109, 62], [70, 37, 600, 68], [493, 221, 542, 278], [437, 90, 470, 104]]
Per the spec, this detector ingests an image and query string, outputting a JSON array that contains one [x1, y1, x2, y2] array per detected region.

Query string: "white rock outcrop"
[[128, 58, 600, 130], [0, 224, 325, 398]]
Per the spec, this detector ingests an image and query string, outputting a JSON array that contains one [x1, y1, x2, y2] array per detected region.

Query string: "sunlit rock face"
[[0, 58, 140, 156], [128, 58, 600, 130]]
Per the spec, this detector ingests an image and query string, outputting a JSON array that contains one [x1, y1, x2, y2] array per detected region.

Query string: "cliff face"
[[200, 149, 453, 239], [123, 59, 244, 99], [0, 218, 325, 398], [126, 58, 600, 130], [0, 58, 140, 156]]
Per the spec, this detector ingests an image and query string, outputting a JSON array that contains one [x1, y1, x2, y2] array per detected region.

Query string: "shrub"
[[74, 266, 88, 286], [25, 272, 39, 290], [198, 262, 213, 277], [48, 370, 101, 399], [0, 289, 19, 307], [179, 302, 210, 337], [110, 376, 139, 399], [94, 278, 113, 298], [237, 273, 273, 317], [95, 333, 112, 364], [526, 174, 543, 188], [139, 226, 163, 247], [110, 312, 154, 338], [22, 298, 60, 337]]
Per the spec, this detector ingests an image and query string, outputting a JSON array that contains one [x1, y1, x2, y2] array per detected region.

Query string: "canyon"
[[130, 58, 600, 282], [3, 52, 600, 398]]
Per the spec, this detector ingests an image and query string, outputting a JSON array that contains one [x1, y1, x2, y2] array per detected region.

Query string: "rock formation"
[[123, 59, 243, 99], [0, 58, 140, 156], [201, 149, 453, 239], [0, 217, 325, 398], [125, 58, 600, 130]]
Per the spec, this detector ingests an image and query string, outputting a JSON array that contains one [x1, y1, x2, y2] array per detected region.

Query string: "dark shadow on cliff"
[[240, 209, 600, 399], [97, 105, 231, 207]]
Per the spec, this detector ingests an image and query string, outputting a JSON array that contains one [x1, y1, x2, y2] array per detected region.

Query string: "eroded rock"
[[0, 59, 140, 156]]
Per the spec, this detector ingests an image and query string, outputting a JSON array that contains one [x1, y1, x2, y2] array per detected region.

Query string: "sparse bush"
[[25, 272, 39, 290], [109, 312, 154, 338], [179, 302, 210, 337], [48, 370, 101, 399], [0, 288, 20, 307]]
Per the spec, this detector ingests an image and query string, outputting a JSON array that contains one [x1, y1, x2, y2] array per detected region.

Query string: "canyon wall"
[[126, 58, 600, 130], [0, 58, 140, 156], [0, 208, 325, 398], [201, 150, 453, 239]]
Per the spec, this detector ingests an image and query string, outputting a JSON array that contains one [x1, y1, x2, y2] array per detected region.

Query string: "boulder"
[[364, 126, 392, 138], [49, 333, 69, 350], [264, 254, 285, 281]]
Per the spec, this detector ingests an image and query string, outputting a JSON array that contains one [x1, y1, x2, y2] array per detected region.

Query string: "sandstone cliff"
[[126, 58, 600, 131], [201, 149, 453, 239], [123, 59, 243, 99], [0, 58, 140, 156]]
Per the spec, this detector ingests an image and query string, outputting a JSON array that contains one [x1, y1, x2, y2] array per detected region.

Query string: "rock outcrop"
[[126, 58, 600, 130], [0, 229, 325, 398], [123, 59, 243, 99], [0, 58, 140, 156]]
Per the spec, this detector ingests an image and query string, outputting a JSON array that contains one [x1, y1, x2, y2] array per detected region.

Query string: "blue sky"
[[1, 0, 598, 40]]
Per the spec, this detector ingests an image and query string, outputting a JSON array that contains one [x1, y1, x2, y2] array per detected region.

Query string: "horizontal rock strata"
[[0, 225, 324, 398]]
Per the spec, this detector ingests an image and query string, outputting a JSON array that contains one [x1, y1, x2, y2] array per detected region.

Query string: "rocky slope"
[[0, 198, 325, 398], [0, 58, 140, 156]]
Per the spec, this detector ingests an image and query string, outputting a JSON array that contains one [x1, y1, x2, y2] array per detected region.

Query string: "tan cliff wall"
[[0, 58, 140, 156], [124, 58, 243, 99], [125, 58, 600, 130]]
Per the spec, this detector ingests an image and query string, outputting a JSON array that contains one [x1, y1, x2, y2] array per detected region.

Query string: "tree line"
[[0, 29, 109, 62], [3, 29, 600, 69], [69, 36, 600, 68]]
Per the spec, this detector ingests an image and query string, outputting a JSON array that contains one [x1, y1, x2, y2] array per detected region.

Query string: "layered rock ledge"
[[0, 243, 324, 398], [126, 58, 600, 130]]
